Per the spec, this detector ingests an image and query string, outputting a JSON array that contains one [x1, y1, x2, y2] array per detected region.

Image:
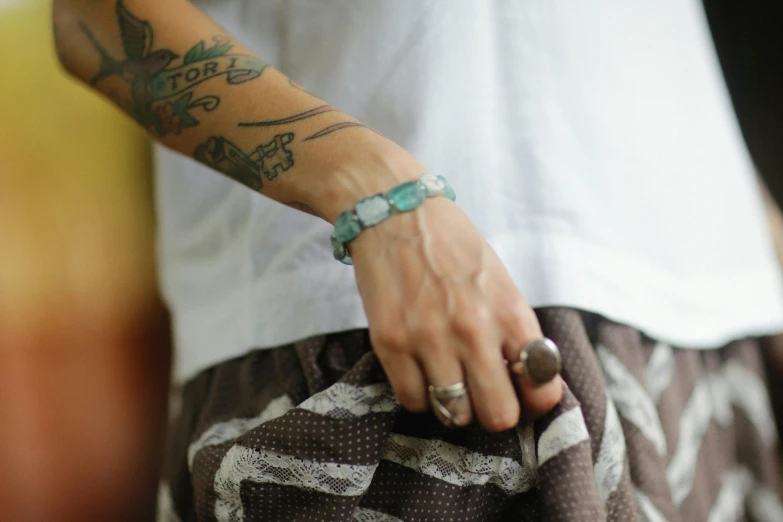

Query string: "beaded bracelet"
[[330, 173, 456, 265]]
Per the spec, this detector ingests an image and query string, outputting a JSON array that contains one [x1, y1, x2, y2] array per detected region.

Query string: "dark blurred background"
[[702, 1, 783, 210], [0, 1, 781, 520]]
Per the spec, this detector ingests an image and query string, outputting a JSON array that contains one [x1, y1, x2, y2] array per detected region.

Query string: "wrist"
[[298, 132, 426, 223], [330, 173, 456, 264]]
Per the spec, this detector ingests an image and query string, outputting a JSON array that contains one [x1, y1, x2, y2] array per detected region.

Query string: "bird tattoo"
[[79, 0, 178, 124]]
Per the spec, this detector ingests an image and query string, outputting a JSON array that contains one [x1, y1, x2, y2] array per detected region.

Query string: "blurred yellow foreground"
[[0, 1, 168, 520]]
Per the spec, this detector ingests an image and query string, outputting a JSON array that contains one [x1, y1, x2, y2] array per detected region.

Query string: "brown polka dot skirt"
[[158, 308, 783, 521]]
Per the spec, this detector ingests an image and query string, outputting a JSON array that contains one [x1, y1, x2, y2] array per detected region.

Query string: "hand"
[[350, 197, 564, 431]]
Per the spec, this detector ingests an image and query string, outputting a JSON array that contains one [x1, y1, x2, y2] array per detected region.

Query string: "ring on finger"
[[510, 337, 562, 385], [428, 382, 469, 427]]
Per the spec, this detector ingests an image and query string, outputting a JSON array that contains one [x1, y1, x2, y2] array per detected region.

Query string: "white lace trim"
[[594, 392, 626, 502], [213, 445, 377, 522], [298, 382, 400, 419], [723, 362, 777, 446], [707, 468, 753, 522], [352, 506, 404, 522], [381, 433, 537, 495], [633, 486, 669, 522], [645, 342, 674, 404], [598, 346, 667, 456], [668, 361, 777, 506], [187, 395, 294, 469], [537, 406, 590, 467], [190, 383, 400, 470], [707, 467, 783, 522], [748, 486, 783, 522], [707, 374, 734, 427], [667, 378, 712, 505]]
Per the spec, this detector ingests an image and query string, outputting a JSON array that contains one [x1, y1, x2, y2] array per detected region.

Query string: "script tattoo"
[[79, 0, 266, 136], [239, 105, 338, 127], [194, 133, 295, 191], [304, 122, 373, 141]]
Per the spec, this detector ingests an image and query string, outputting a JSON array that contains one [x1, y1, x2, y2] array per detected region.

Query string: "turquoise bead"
[[334, 210, 361, 243], [418, 173, 446, 197], [329, 174, 456, 266], [330, 234, 353, 264], [331, 234, 346, 259], [355, 194, 392, 227], [438, 175, 456, 201], [388, 181, 425, 211]]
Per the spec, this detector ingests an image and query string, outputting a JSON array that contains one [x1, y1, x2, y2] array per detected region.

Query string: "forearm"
[[53, 0, 423, 222]]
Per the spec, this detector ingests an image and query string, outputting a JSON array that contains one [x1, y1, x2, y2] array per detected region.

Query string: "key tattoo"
[[194, 133, 295, 191]]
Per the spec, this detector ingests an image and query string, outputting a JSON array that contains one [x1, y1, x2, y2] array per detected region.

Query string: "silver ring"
[[510, 337, 562, 385], [428, 382, 468, 427]]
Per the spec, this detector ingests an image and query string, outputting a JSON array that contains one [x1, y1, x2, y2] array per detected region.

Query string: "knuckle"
[[371, 325, 408, 354], [502, 295, 527, 321], [483, 407, 520, 432], [395, 388, 428, 412], [502, 297, 536, 331], [463, 342, 494, 361], [451, 304, 492, 342], [411, 324, 445, 348]]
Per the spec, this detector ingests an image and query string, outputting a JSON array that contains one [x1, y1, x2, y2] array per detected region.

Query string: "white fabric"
[[154, 0, 783, 382]]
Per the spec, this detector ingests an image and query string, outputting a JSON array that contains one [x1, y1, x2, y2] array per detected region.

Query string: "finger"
[[462, 344, 520, 432], [506, 341, 564, 419], [516, 376, 567, 420], [419, 346, 472, 427], [514, 369, 564, 421], [502, 309, 564, 419], [379, 354, 429, 412]]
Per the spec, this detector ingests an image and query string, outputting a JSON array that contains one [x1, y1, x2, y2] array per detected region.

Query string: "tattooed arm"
[[53, 0, 564, 432], [53, 0, 421, 221]]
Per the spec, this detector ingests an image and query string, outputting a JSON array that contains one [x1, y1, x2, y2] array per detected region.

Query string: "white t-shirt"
[[155, 0, 783, 382]]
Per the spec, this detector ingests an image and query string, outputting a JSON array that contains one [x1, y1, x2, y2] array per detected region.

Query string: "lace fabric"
[[187, 395, 294, 469], [214, 445, 378, 522], [298, 382, 400, 419], [381, 433, 537, 496]]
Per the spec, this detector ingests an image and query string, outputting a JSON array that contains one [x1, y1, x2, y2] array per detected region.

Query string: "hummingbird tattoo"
[[79, 0, 178, 124]]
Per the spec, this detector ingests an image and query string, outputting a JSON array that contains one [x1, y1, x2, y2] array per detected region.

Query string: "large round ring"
[[428, 382, 468, 427], [510, 337, 562, 385]]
